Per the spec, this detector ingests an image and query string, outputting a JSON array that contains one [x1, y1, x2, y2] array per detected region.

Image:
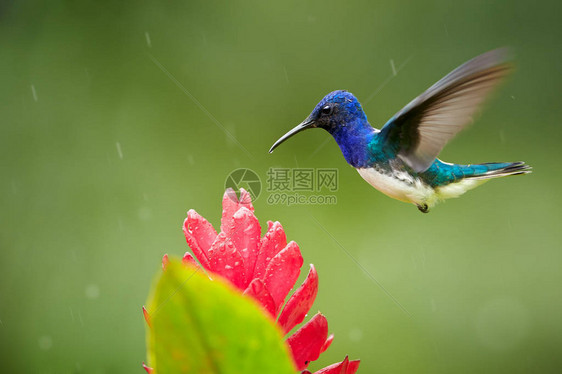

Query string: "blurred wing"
[[380, 48, 513, 172]]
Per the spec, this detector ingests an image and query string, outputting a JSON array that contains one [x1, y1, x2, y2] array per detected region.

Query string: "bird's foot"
[[417, 204, 429, 213]]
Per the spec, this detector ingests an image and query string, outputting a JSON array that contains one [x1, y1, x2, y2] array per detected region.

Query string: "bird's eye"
[[321, 105, 333, 115]]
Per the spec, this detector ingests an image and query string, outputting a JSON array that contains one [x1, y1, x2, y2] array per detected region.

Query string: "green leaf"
[[145, 259, 297, 374]]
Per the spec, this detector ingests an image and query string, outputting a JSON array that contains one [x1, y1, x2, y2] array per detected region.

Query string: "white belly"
[[357, 167, 488, 208], [357, 167, 435, 206]]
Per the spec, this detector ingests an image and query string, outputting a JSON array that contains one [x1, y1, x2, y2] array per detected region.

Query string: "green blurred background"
[[1, 0, 561, 372]]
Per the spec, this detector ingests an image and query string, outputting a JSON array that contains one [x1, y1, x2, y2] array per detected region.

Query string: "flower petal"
[[142, 306, 151, 327], [183, 209, 217, 268], [207, 233, 246, 289], [230, 207, 261, 286], [286, 312, 328, 370], [321, 334, 334, 354], [278, 264, 319, 334], [313, 356, 360, 374], [317, 357, 348, 374], [262, 241, 303, 313], [243, 278, 276, 317], [162, 254, 169, 270], [347, 360, 360, 374], [182, 252, 199, 268], [254, 221, 287, 281], [142, 363, 154, 373], [221, 188, 254, 234]]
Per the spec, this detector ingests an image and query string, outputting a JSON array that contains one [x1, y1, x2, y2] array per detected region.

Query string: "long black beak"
[[269, 119, 315, 153]]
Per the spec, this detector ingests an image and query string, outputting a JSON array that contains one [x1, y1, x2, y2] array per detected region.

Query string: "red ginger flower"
[[152, 188, 359, 373]]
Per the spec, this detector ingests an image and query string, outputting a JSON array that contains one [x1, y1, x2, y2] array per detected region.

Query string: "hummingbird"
[[269, 49, 531, 213]]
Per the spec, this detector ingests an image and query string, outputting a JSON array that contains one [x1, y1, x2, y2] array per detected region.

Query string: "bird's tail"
[[461, 161, 532, 180]]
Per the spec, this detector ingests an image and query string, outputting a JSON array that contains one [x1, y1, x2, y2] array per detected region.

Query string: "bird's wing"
[[379, 48, 512, 173]]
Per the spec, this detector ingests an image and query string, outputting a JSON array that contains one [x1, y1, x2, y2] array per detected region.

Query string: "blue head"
[[307, 90, 368, 133], [269, 90, 375, 167]]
